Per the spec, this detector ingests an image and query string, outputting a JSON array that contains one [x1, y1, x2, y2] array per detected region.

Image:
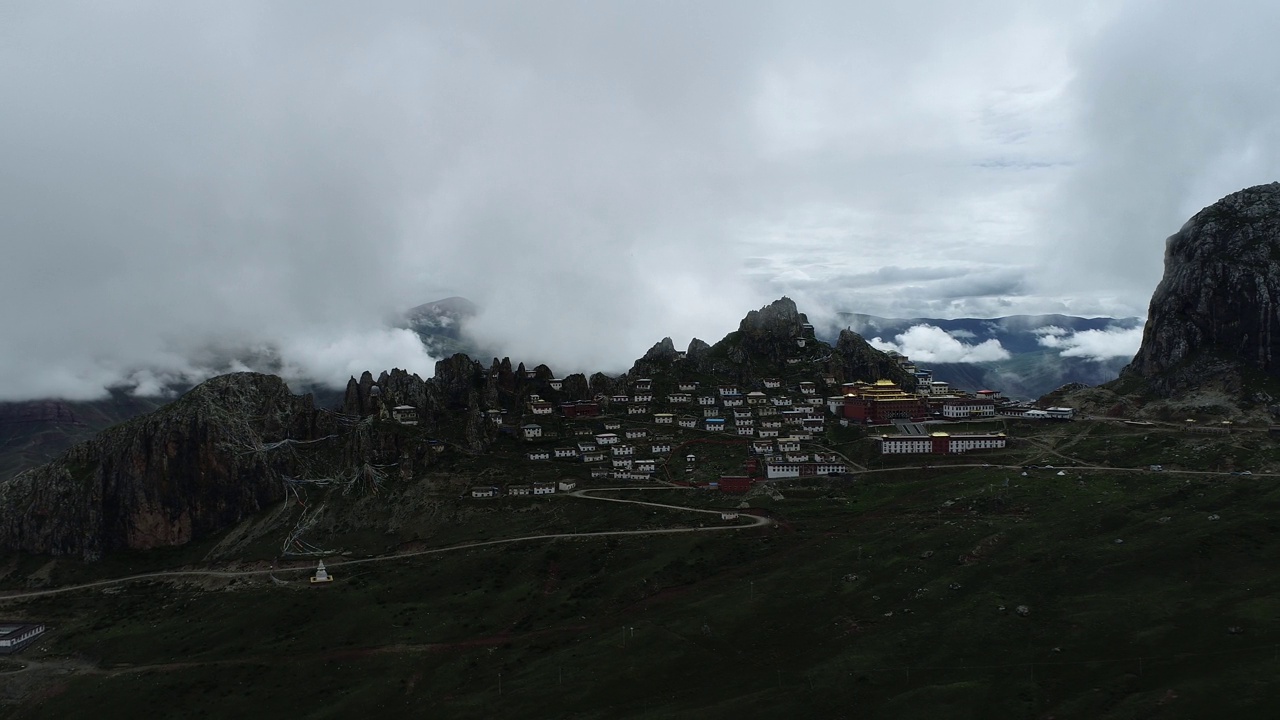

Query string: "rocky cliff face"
[[0, 373, 324, 560], [829, 330, 916, 390], [1124, 182, 1280, 394]]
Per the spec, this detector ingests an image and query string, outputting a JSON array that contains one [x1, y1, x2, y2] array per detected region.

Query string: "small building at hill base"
[[0, 623, 46, 654]]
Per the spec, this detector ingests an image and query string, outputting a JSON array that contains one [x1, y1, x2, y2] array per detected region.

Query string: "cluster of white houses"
[[470, 346, 1076, 486]]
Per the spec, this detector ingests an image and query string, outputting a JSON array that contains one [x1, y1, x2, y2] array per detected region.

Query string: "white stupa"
[[310, 560, 333, 584]]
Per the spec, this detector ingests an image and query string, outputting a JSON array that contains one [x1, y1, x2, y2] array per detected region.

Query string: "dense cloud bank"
[[1, 2, 1277, 399]]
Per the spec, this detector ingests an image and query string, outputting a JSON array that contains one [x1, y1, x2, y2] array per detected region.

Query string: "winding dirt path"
[[0, 488, 771, 603]]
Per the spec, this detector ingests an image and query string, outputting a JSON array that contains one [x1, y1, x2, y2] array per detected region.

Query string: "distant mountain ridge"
[[830, 313, 1144, 400]]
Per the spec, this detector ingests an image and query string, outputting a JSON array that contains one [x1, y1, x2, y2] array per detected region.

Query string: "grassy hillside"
[[5, 418, 1280, 718]]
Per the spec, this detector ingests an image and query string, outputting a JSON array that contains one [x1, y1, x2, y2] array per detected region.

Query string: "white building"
[[763, 379, 782, 389], [521, 424, 543, 439], [667, 393, 691, 404], [509, 485, 532, 496], [533, 482, 556, 495], [0, 623, 46, 653], [549, 379, 564, 391], [678, 417, 698, 429], [777, 438, 802, 452], [471, 486, 501, 498], [705, 418, 727, 432], [765, 461, 848, 479], [718, 385, 740, 396], [626, 428, 648, 440], [652, 443, 672, 454], [582, 451, 606, 463], [1046, 407, 1075, 420], [948, 434, 1007, 453], [392, 405, 419, 425], [612, 444, 636, 456], [654, 413, 675, 424], [942, 401, 996, 419], [628, 404, 649, 415], [879, 436, 934, 454], [698, 396, 717, 406], [703, 406, 721, 418], [554, 447, 578, 459], [746, 391, 769, 405], [527, 450, 551, 461], [595, 433, 620, 445], [723, 397, 744, 407], [530, 401, 554, 416], [557, 481, 577, 491], [678, 381, 699, 392]]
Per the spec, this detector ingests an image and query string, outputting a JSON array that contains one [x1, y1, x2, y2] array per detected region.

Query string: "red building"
[[841, 379, 930, 424], [561, 401, 601, 418], [718, 476, 752, 494]]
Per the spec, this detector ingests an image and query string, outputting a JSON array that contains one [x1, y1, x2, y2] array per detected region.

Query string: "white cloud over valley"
[[869, 325, 1012, 364], [1036, 325, 1145, 362]]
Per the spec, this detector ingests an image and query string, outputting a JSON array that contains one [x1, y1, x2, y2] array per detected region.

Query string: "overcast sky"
[[4, 1, 1279, 400]]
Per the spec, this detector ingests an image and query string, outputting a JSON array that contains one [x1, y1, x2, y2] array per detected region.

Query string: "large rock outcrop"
[[0, 373, 324, 560], [1124, 182, 1280, 394]]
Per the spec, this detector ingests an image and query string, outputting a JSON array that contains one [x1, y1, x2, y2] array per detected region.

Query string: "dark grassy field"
[[6, 431, 1280, 718]]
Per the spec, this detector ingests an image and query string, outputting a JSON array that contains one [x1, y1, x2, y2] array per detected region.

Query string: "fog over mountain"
[[3, 1, 1280, 400]]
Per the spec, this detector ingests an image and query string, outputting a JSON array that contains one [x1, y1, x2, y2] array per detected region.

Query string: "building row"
[[470, 480, 577, 498]]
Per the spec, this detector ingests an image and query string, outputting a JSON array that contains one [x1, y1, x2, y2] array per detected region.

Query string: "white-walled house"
[[595, 432, 620, 445], [392, 405, 419, 425], [654, 413, 675, 424], [522, 424, 543, 439], [527, 450, 551, 461]]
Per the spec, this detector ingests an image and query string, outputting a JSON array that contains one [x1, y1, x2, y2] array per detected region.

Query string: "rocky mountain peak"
[[1124, 182, 1280, 394], [737, 296, 806, 338]]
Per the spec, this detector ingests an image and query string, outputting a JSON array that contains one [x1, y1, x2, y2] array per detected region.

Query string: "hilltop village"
[[369, 324, 1075, 498]]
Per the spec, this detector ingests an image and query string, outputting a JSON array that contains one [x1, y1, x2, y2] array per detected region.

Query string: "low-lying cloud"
[[869, 325, 1012, 363], [1035, 325, 1144, 362]]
